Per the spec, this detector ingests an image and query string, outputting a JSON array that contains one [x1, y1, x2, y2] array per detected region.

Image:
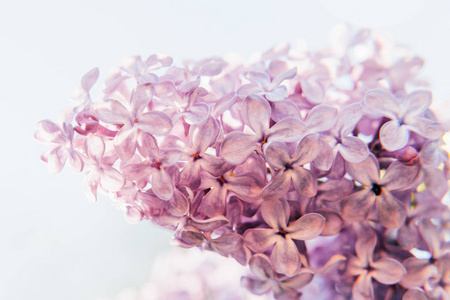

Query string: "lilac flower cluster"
[[37, 27, 450, 299]]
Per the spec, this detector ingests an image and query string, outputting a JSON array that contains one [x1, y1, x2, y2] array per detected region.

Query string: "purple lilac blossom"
[[37, 25, 450, 299]]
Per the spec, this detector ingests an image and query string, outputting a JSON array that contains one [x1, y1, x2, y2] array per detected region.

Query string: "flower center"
[[216, 176, 228, 187], [192, 153, 202, 161], [371, 184, 382, 196], [277, 229, 287, 238]]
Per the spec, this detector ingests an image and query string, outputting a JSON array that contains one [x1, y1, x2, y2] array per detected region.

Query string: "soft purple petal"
[[292, 134, 320, 165], [81, 67, 99, 92], [83, 171, 100, 202], [270, 238, 300, 275], [270, 100, 301, 121], [210, 233, 243, 256], [291, 167, 317, 198], [199, 155, 230, 177], [345, 153, 380, 186], [227, 175, 262, 201], [100, 166, 125, 192], [151, 169, 174, 201], [220, 132, 259, 165], [122, 162, 152, 182], [401, 257, 437, 289], [304, 105, 338, 133], [403, 90, 431, 118], [403, 288, 428, 300], [130, 83, 155, 117], [380, 161, 420, 191], [95, 100, 132, 124], [244, 228, 278, 253], [136, 132, 159, 159], [68, 150, 84, 173], [371, 257, 406, 285], [260, 198, 289, 230], [249, 254, 274, 280], [182, 102, 210, 125], [419, 219, 441, 258], [265, 86, 287, 101], [189, 116, 219, 153], [85, 135, 105, 162], [313, 137, 334, 171], [337, 136, 370, 163], [187, 215, 229, 232], [380, 120, 410, 151], [301, 78, 325, 104], [315, 209, 343, 236], [364, 89, 400, 119], [124, 205, 142, 224], [408, 117, 445, 140], [337, 102, 363, 136], [35, 120, 64, 143], [376, 190, 407, 229], [280, 270, 314, 290], [47, 146, 68, 173], [342, 189, 376, 223], [352, 272, 374, 300], [137, 111, 173, 135], [180, 226, 204, 246], [262, 171, 292, 201], [245, 71, 271, 87], [287, 213, 325, 240], [197, 185, 228, 217], [268, 117, 305, 143], [114, 124, 137, 161], [264, 142, 292, 169], [270, 67, 297, 88], [241, 94, 271, 135], [241, 277, 273, 295], [355, 233, 377, 268], [318, 178, 353, 202]]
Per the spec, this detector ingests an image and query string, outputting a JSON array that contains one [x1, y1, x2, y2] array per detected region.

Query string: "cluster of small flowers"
[[36, 26, 450, 299]]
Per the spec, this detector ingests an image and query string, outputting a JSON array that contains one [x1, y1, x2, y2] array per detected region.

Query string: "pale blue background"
[[1, 0, 449, 299]]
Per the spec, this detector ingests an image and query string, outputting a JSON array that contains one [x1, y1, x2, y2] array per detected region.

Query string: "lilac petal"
[[301, 78, 325, 104], [83, 171, 100, 202], [154, 81, 181, 105], [313, 137, 334, 171], [35, 120, 64, 143], [68, 150, 84, 173], [292, 134, 320, 165], [420, 140, 444, 168], [85, 135, 105, 162], [241, 94, 271, 135], [380, 161, 419, 191], [419, 219, 441, 258], [403, 288, 427, 300], [81, 67, 99, 92], [397, 223, 422, 250], [291, 167, 317, 198], [100, 166, 125, 192], [47, 146, 68, 173], [409, 117, 445, 140], [130, 83, 155, 117], [262, 171, 291, 201], [270, 100, 301, 121], [182, 102, 210, 125], [371, 257, 406, 285], [199, 59, 224, 76], [264, 142, 291, 169], [352, 272, 374, 300], [364, 89, 400, 119], [211, 92, 237, 118], [355, 233, 377, 267], [315, 208, 343, 236], [220, 132, 258, 165], [305, 105, 338, 133], [268, 117, 305, 143], [124, 206, 142, 224], [287, 213, 325, 240], [241, 277, 273, 295], [187, 215, 229, 232], [160, 149, 181, 167], [265, 86, 288, 101], [197, 185, 227, 217], [337, 136, 370, 163], [318, 178, 353, 202], [151, 169, 174, 201], [376, 190, 407, 229], [260, 198, 289, 230], [211, 233, 243, 256], [180, 226, 204, 246], [245, 71, 271, 87], [380, 120, 410, 151], [189, 116, 219, 153], [244, 228, 278, 253], [167, 189, 189, 217], [270, 67, 297, 88], [249, 254, 274, 280], [227, 175, 262, 201], [136, 132, 159, 159], [403, 90, 431, 118], [271, 238, 300, 275], [95, 100, 131, 124], [401, 257, 437, 289], [337, 102, 363, 136], [199, 155, 230, 177], [342, 189, 376, 223], [280, 270, 314, 290], [122, 162, 152, 182], [346, 153, 380, 187], [138, 111, 173, 135], [114, 125, 137, 161]]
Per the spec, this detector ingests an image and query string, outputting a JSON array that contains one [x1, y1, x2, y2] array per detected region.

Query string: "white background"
[[1, 0, 449, 299]]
